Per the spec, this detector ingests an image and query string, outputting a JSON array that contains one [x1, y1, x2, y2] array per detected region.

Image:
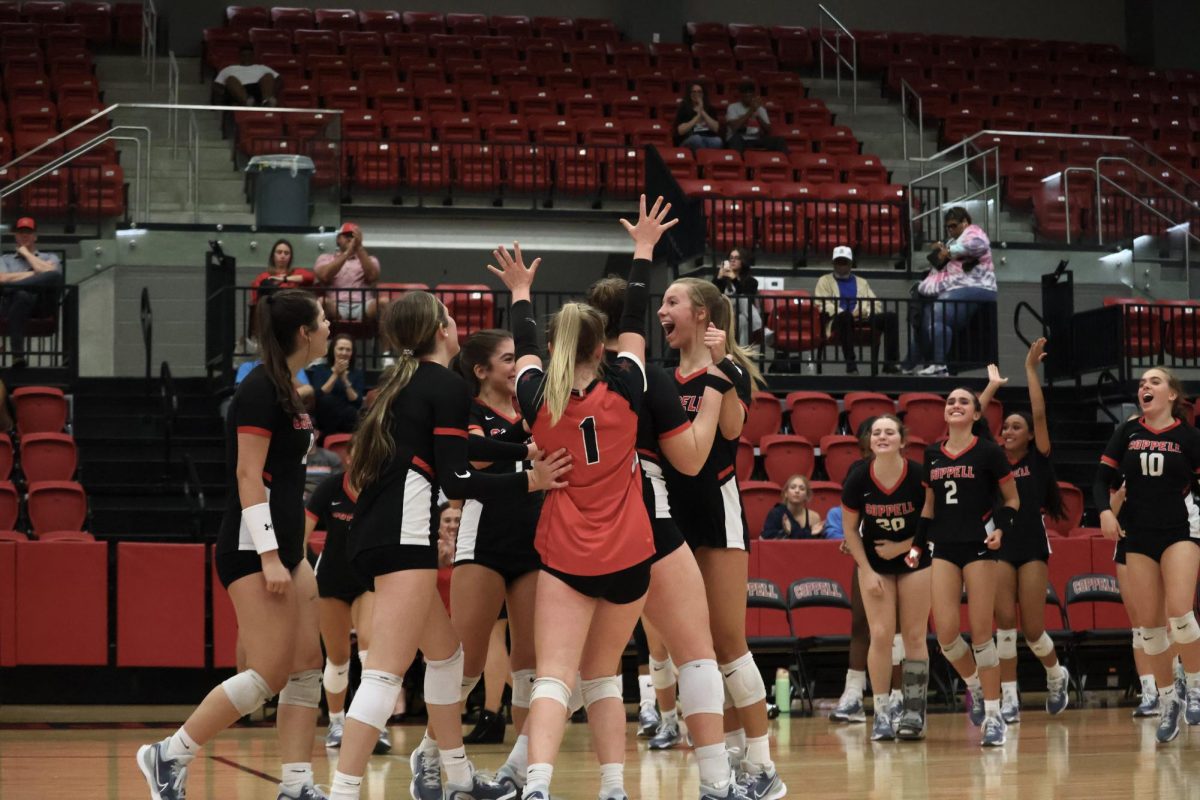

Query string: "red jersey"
[[516, 353, 653, 576]]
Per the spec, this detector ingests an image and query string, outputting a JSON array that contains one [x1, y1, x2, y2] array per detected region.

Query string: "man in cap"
[[314, 222, 382, 323], [814, 246, 900, 375], [0, 217, 62, 368]]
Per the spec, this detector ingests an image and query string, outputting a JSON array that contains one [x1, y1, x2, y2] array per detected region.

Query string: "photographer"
[[713, 246, 764, 346]]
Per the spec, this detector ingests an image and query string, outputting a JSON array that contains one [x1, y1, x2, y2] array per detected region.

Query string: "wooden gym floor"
[[2, 707, 1199, 799]]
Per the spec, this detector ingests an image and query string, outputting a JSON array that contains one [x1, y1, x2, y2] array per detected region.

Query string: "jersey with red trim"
[[350, 362, 528, 559], [662, 359, 752, 496], [842, 458, 925, 546], [923, 436, 1013, 544], [517, 355, 653, 575], [218, 364, 315, 565], [1098, 417, 1200, 535], [999, 447, 1057, 542], [459, 398, 541, 557]]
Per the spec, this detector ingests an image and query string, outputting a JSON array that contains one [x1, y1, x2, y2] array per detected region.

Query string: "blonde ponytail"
[[541, 302, 607, 426]]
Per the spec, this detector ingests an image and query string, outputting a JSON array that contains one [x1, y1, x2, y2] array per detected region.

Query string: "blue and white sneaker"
[[830, 692, 865, 723], [1001, 696, 1020, 724], [1046, 667, 1070, 716], [1185, 687, 1200, 726], [1158, 695, 1183, 743], [521, 792, 548, 800], [649, 717, 682, 750], [1134, 692, 1161, 717], [409, 745, 443, 800], [136, 739, 189, 800], [374, 727, 393, 755], [980, 715, 1006, 747], [737, 762, 787, 800], [443, 771, 517, 800], [966, 685, 985, 727], [637, 702, 661, 737], [495, 763, 523, 795], [278, 786, 330, 800], [324, 720, 343, 748], [871, 709, 895, 741], [699, 776, 751, 800]]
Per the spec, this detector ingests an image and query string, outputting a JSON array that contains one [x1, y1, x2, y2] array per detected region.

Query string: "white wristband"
[[242, 502, 278, 554]]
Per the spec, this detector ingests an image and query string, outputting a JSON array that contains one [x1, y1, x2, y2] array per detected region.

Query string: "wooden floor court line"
[[210, 755, 280, 785]]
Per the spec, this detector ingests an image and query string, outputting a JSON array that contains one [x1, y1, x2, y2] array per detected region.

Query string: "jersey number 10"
[[579, 416, 600, 465], [1140, 452, 1164, 477]]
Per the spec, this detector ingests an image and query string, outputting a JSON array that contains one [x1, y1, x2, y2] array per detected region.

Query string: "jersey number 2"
[[579, 416, 600, 465], [944, 480, 958, 505]]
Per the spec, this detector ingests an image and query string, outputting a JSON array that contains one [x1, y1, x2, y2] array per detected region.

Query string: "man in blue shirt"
[[814, 246, 900, 375], [0, 217, 62, 368]]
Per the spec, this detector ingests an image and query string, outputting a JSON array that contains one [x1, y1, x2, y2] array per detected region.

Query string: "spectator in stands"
[[303, 438, 342, 502], [306, 333, 365, 435], [248, 239, 316, 350], [437, 501, 461, 569], [814, 246, 901, 375], [713, 246, 764, 346], [0, 217, 62, 369], [904, 207, 997, 377], [674, 82, 723, 150], [236, 359, 314, 410], [725, 80, 788, 154], [315, 222, 382, 323], [762, 474, 826, 539], [214, 45, 279, 107]]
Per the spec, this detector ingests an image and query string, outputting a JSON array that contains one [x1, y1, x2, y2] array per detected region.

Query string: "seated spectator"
[[306, 333, 365, 435], [235, 358, 314, 410], [0, 217, 63, 369], [725, 80, 787, 154], [214, 45, 279, 107], [824, 506, 844, 540], [437, 501, 461, 569], [315, 222, 382, 323], [713, 246, 764, 346], [762, 474, 826, 539], [814, 246, 900, 375], [674, 82, 723, 150], [248, 238, 316, 348]]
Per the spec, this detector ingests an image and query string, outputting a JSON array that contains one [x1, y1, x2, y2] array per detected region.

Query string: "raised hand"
[[620, 194, 679, 258], [1026, 337, 1048, 370], [703, 323, 727, 364], [986, 363, 1008, 387], [486, 241, 541, 301]]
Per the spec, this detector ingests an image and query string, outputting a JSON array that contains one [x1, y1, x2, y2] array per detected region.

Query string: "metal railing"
[[907, 147, 1002, 254], [0, 284, 80, 374], [898, 78, 925, 161], [167, 50, 180, 155], [142, 0, 158, 89], [817, 4, 857, 113]]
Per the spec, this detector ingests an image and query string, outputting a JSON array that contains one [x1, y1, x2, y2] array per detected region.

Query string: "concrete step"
[[150, 177, 248, 207]]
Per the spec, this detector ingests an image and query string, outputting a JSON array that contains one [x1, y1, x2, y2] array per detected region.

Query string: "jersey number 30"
[[579, 416, 600, 465]]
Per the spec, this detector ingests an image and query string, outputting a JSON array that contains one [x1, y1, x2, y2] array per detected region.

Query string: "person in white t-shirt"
[[214, 45, 279, 107], [725, 80, 787, 154]]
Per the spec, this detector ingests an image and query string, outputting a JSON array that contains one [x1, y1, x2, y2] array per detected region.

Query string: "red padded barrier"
[[1089, 536, 1130, 630], [210, 547, 238, 668], [0, 542, 15, 666], [117, 543, 205, 667], [755, 540, 852, 637], [744, 545, 761, 637], [15, 540, 107, 664]]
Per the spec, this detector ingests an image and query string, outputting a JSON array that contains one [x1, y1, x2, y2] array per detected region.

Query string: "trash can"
[[245, 154, 314, 228]]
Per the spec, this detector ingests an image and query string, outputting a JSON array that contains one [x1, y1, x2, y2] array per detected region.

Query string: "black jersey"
[[306, 470, 370, 600], [842, 458, 925, 545], [1002, 447, 1057, 538], [663, 360, 751, 495], [1096, 417, 1200, 535], [218, 365, 315, 568], [923, 436, 1014, 544], [350, 361, 528, 560]]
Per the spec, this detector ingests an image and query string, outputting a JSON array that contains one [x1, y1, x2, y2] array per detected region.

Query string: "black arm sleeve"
[[618, 258, 651, 336], [510, 299, 540, 359], [433, 374, 529, 500], [911, 516, 930, 553], [467, 435, 528, 462], [1093, 423, 1128, 512]]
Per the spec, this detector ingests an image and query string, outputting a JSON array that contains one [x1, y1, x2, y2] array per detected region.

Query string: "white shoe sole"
[[136, 745, 167, 800]]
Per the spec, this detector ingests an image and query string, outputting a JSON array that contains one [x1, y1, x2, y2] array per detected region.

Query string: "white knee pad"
[[939, 635, 970, 662], [723, 681, 734, 710], [892, 633, 905, 666], [972, 639, 999, 670], [1133, 628, 1145, 652], [649, 656, 677, 691], [279, 669, 321, 708], [1028, 632, 1056, 658], [511, 669, 535, 709], [323, 659, 350, 695], [677, 659, 724, 717], [221, 669, 273, 716], [461, 673, 481, 703], [347, 670, 402, 732], [568, 677, 584, 714], [581, 675, 622, 709], [423, 645, 465, 706], [996, 628, 1018, 660], [531, 676, 573, 711], [1143, 626, 1171, 656], [1171, 612, 1200, 645], [719, 652, 766, 708]]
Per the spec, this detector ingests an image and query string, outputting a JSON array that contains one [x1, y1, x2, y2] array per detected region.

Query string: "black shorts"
[[1114, 537, 1126, 566], [674, 478, 750, 552], [315, 548, 372, 604], [352, 542, 438, 583], [216, 549, 304, 589], [996, 526, 1051, 569], [929, 540, 998, 570], [453, 551, 541, 586], [541, 558, 652, 605], [1122, 529, 1200, 563], [865, 541, 930, 575], [650, 517, 686, 564]]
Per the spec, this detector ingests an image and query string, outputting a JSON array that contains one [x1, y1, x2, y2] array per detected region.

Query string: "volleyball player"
[[137, 290, 331, 800], [908, 388, 1019, 747], [659, 278, 784, 796], [326, 292, 569, 800], [989, 340, 1070, 722], [841, 414, 931, 741], [1094, 367, 1200, 743], [588, 274, 748, 798]]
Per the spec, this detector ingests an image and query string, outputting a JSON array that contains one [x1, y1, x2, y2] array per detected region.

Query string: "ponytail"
[[254, 289, 320, 416], [541, 302, 606, 425]]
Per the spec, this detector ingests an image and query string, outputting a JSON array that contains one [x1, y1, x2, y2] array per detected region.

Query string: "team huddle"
[[136, 197, 1200, 800]]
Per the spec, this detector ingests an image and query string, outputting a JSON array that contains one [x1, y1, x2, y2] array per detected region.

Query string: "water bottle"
[[774, 669, 791, 716]]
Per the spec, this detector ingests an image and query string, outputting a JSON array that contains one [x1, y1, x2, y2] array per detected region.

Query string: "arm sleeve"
[[606, 355, 647, 414], [510, 299, 540, 359], [619, 258, 651, 336], [432, 373, 529, 500], [841, 462, 866, 511], [515, 366, 545, 425], [646, 365, 690, 440], [761, 505, 786, 539], [911, 517, 930, 553], [1094, 423, 1128, 511], [467, 435, 528, 462]]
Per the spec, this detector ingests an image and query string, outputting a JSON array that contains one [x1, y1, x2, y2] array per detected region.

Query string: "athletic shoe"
[[464, 709, 506, 745], [1158, 695, 1183, 743], [699, 778, 751, 800], [494, 763, 523, 795], [637, 702, 661, 737], [966, 685, 985, 727], [871, 710, 895, 741], [409, 746, 442, 800], [829, 693, 866, 723], [1176, 675, 1187, 703], [278, 786, 330, 800], [980, 715, 1006, 747], [1046, 667, 1070, 716], [598, 791, 628, 800], [1134, 692, 1161, 717], [895, 709, 926, 740], [1000, 696, 1020, 724], [917, 364, 948, 376], [522, 792, 548, 800], [442, 773, 517, 800], [888, 693, 903, 730], [1185, 687, 1200, 726], [736, 762, 787, 800], [649, 717, 682, 750], [136, 740, 189, 800], [324, 721, 343, 748], [374, 727, 392, 755]]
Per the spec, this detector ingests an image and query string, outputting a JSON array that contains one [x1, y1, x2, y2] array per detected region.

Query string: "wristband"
[[714, 357, 742, 385], [994, 506, 1017, 534], [242, 501, 279, 554], [705, 372, 734, 394]]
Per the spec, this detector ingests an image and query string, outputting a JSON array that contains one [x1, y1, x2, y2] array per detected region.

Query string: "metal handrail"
[[167, 50, 180, 155], [188, 111, 199, 222], [817, 4, 857, 113], [907, 146, 1002, 251], [1094, 157, 1200, 243], [899, 78, 924, 160], [142, 0, 157, 89]]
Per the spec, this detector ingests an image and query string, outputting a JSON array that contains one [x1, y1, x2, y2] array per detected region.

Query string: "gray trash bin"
[[246, 154, 314, 228]]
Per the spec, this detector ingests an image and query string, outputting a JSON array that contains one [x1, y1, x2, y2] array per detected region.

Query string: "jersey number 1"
[[579, 416, 600, 465]]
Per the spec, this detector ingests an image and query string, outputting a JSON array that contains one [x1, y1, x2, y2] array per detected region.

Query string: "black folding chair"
[[787, 577, 853, 715]]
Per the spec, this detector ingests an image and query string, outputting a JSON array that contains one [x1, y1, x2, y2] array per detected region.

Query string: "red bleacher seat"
[[840, 154, 888, 185], [784, 391, 838, 444], [740, 480, 781, 539], [696, 149, 744, 180], [0, 482, 17, 529], [314, 8, 357, 31], [19, 432, 76, 482], [269, 7, 312, 30], [743, 151, 791, 182], [432, 111, 479, 142], [12, 386, 66, 434], [1163, 301, 1200, 360], [435, 284, 494, 341], [818, 435, 860, 484], [760, 434, 815, 484], [741, 390, 783, 446], [0, 434, 11, 481], [897, 392, 946, 443], [401, 11, 443, 34], [14, 539, 107, 664], [791, 153, 837, 184], [0, 530, 25, 542], [38, 530, 93, 542], [75, 163, 125, 217], [806, 480, 843, 518], [323, 432, 352, 462], [844, 391, 896, 434], [27, 480, 86, 534], [760, 290, 821, 356], [533, 116, 576, 145], [68, 2, 111, 45]]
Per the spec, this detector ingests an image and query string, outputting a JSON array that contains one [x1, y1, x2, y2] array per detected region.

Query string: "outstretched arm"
[[489, 242, 543, 372], [977, 363, 1007, 416], [1025, 338, 1051, 455], [617, 194, 679, 364]]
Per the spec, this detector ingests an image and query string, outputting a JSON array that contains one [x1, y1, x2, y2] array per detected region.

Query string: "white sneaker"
[[917, 364, 948, 376]]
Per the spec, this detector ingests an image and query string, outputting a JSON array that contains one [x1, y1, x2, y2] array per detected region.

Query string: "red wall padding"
[[211, 548, 238, 668], [744, 546, 761, 638], [15, 540, 107, 664], [0, 542, 15, 666], [117, 543, 205, 667]]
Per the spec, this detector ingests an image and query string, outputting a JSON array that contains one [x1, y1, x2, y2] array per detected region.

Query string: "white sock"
[[874, 693, 890, 715], [329, 710, 345, 726], [965, 672, 981, 691], [745, 734, 772, 771], [1141, 674, 1158, 696], [1161, 684, 1178, 704], [638, 674, 654, 706], [505, 733, 528, 778], [280, 763, 313, 792], [889, 688, 902, 708], [696, 742, 731, 789], [724, 728, 746, 756], [525, 763, 553, 795], [599, 762, 624, 796], [441, 746, 471, 788], [358, 648, 368, 668], [661, 707, 678, 725], [330, 770, 362, 800], [1001, 681, 1018, 702], [984, 699, 1000, 718], [417, 730, 439, 754], [844, 669, 866, 696], [165, 727, 197, 762]]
